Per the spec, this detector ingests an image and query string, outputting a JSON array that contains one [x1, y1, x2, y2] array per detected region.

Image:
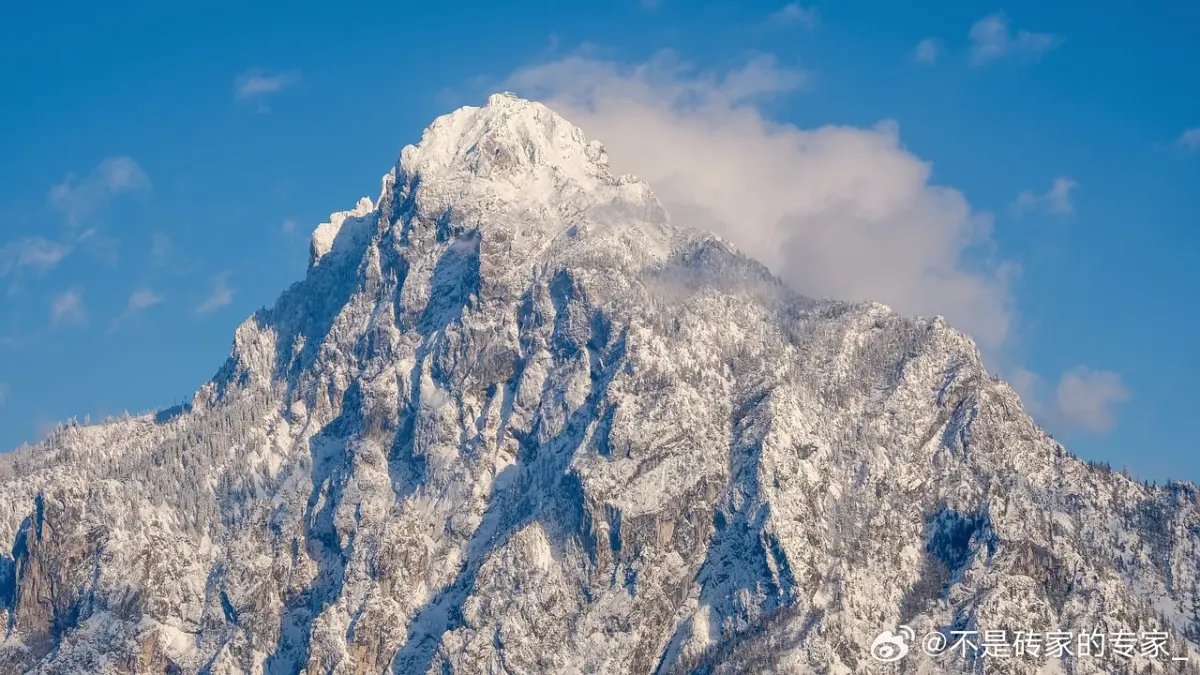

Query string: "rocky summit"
[[3, 94, 1200, 675]]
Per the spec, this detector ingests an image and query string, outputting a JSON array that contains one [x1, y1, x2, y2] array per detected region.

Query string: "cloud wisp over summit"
[[504, 49, 1139, 436], [507, 52, 1013, 349]]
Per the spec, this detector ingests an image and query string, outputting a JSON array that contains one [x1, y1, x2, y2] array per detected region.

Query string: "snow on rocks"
[[2, 94, 1198, 675]]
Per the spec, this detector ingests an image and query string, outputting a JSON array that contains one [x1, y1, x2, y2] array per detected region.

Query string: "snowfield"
[[2, 94, 1199, 675]]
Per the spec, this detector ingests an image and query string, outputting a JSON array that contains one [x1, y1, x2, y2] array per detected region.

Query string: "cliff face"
[[2, 94, 1199, 675]]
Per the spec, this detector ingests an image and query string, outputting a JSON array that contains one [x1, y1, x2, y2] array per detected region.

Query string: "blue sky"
[[0, 0, 1197, 482]]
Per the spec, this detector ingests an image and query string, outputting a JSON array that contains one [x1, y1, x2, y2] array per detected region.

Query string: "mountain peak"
[[307, 93, 650, 269], [398, 92, 611, 186], [5, 93, 1200, 675]]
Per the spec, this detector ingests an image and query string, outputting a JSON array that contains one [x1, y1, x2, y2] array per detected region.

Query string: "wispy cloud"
[[1009, 366, 1130, 434], [2, 160, 145, 284], [234, 69, 302, 112], [128, 288, 163, 311], [767, 3, 819, 28], [82, 233, 120, 267], [913, 38, 942, 65], [1176, 128, 1200, 154], [507, 50, 1013, 348], [195, 272, 233, 314], [969, 12, 1062, 66], [1015, 177, 1078, 215], [0, 238, 70, 278], [48, 156, 151, 226], [1055, 368, 1130, 433], [281, 218, 299, 236], [150, 232, 172, 266], [110, 288, 164, 331], [51, 290, 86, 326]]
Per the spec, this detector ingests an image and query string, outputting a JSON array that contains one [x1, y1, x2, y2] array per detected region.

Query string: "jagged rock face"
[[2, 94, 1200, 675]]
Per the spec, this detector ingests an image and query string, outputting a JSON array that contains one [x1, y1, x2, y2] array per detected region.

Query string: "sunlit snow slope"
[[3, 94, 1199, 675]]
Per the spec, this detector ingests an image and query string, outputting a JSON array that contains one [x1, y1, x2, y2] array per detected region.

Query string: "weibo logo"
[[870, 625, 915, 663]]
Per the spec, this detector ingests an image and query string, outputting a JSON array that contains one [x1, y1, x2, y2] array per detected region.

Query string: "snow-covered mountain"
[[3, 93, 1200, 675]]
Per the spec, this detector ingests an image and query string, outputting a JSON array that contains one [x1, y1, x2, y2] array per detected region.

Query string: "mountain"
[[3, 93, 1200, 675]]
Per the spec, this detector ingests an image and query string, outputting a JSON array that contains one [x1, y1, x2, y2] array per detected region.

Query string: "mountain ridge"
[[2, 93, 1199, 674]]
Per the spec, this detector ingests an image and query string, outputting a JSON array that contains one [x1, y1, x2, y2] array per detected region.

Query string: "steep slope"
[[2, 93, 1199, 675]]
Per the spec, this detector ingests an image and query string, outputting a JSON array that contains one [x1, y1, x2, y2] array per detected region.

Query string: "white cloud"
[[151, 232, 172, 265], [0, 382, 9, 407], [48, 156, 151, 226], [1006, 365, 1129, 434], [51, 290, 86, 326], [914, 38, 942, 64], [969, 13, 1062, 66], [1007, 366, 1042, 410], [1176, 128, 1200, 153], [506, 52, 1014, 347], [768, 3, 819, 28], [82, 233, 120, 267], [234, 69, 302, 103], [110, 288, 163, 331], [0, 238, 70, 277], [128, 288, 163, 311], [195, 272, 233, 314], [1054, 367, 1129, 433], [1015, 177, 1078, 215]]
